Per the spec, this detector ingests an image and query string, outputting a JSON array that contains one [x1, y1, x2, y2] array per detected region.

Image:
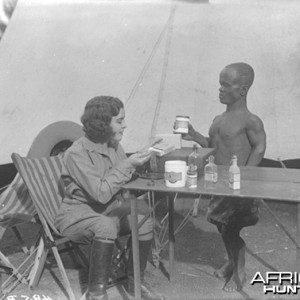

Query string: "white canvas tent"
[[0, 0, 300, 165]]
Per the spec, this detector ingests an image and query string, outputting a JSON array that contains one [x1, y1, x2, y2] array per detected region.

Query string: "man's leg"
[[213, 222, 234, 280], [221, 222, 246, 292]]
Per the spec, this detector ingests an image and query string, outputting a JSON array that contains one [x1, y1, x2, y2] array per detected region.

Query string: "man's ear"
[[241, 86, 248, 96]]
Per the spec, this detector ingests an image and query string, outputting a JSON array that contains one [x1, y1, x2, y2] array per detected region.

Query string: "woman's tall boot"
[[125, 240, 165, 300], [81, 239, 114, 300]]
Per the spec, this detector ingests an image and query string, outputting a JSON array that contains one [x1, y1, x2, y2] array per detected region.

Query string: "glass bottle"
[[204, 155, 218, 185], [229, 155, 240, 190], [186, 170, 197, 188], [187, 144, 199, 188], [188, 144, 199, 174]]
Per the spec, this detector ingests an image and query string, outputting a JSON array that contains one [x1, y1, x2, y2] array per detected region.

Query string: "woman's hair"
[[81, 96, 124, 143]]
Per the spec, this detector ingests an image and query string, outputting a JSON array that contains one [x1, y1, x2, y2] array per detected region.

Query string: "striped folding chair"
[[11, 153, 88, 300], [0, 173, 40, 298]]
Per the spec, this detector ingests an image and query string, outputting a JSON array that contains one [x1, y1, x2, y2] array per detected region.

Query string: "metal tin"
[[186, 171, 197, 188]]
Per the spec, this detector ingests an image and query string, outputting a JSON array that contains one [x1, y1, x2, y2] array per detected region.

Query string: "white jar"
[[164, 160, 187, 188], [173, 115, 190, 134]]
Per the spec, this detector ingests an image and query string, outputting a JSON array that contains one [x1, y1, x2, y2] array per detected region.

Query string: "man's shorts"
[[207, 196, 260, 227]]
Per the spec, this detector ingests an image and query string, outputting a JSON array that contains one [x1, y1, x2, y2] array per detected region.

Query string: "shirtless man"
[[183, 62, 266, 292]]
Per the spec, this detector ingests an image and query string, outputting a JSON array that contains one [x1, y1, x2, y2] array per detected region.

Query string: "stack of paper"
[[149, 141, 175, 157]]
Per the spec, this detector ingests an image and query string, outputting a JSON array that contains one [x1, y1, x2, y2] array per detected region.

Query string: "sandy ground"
[[1, 198, 300, 300]]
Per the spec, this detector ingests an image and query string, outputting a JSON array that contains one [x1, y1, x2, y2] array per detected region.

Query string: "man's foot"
[[214, 261, 233, 280], [222, 272, 246, 292]]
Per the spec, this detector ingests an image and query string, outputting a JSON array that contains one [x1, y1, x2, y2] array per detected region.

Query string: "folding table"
[[123, 165, 300, 299]]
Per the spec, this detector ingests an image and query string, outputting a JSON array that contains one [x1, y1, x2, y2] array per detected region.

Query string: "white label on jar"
[[165, 171, 182, 184]]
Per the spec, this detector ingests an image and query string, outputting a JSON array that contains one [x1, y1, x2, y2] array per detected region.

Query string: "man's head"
[[219, 62, 254, 105], [226, 62, 255, 89]]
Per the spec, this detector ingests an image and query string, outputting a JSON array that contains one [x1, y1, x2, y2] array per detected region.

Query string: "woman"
[[55, 96, 164, 300]]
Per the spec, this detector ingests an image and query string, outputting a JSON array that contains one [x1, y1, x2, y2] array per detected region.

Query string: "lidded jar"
[[173, 115, 190, 134]]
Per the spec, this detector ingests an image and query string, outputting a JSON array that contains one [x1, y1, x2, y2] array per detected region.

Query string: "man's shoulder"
[[215, 110, 264, 128], [212, 113, 223, 122], [246, 111, 264, 125], [244, 112, 265, 135]]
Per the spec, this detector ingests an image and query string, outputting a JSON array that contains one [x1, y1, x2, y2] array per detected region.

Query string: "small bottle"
[[204, 155, 218, 186], [187, 144, 198, 188], [186, 170, 197, 188], [188, 144, 199, 173], [229, 155, 240, 190]]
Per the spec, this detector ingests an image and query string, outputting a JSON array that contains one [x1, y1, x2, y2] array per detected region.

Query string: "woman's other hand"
[[127, 150, 153, 167], [127, 137, 163, 167], [138, 137, 163, 153]]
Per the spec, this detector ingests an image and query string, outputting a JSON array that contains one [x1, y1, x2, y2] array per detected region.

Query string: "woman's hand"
[[127, 150, 153, 167], [138, 137, 163, 153], [127, 137, 163, 167]]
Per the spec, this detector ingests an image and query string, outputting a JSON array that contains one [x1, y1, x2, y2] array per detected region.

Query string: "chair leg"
[[28, 238, 76, 300], [51, 246, 76, 300], [28, 238, 48, 289], [28, 238, 87, 300], [1, 246, 38, 298], [0, 251, 28, 285]]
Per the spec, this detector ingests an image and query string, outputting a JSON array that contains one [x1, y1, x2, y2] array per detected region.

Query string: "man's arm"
[[246, 115, 266, 166], [182, 124, 210, 148]]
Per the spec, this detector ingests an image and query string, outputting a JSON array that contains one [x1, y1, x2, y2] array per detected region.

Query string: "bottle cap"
[[208, 155, 214, 162]]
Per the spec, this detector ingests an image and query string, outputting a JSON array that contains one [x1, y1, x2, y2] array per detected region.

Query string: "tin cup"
[[173, 115, 190, 134]]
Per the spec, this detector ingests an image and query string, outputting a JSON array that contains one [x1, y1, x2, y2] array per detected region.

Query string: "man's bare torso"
[[209, 110, 253, 166]]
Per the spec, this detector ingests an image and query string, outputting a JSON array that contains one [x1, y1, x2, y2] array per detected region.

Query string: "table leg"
[[297, 203, 300, 272], [168, 193, 175, 281], [130, 195, 141, 299]]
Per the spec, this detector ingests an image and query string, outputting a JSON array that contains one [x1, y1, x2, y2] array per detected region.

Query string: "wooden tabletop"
[[123, 166, 300, 203]]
